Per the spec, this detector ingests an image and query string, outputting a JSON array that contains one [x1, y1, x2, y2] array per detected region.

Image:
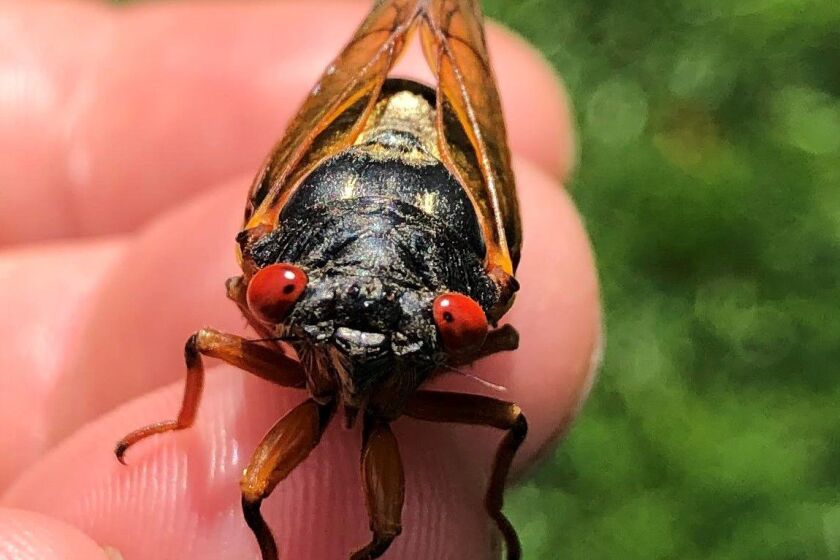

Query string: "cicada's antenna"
[[247, 333, 300, 344], [440, 364, 508, 393]]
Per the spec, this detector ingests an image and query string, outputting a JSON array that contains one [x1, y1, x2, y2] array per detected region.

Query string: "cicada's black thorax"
[[249, 80, 499, 412]]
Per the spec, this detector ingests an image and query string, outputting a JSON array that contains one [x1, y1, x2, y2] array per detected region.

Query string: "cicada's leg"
[[114, 328, 306, 463], [241, 399, 335, 560], [403, 391, 528, 560], [448, 324, 519, 366], [350, 418, 405, 560]]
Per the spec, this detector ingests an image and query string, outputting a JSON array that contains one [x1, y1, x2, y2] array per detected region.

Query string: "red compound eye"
[[433, 292, 488, 351], [246, 263, 308, 324]]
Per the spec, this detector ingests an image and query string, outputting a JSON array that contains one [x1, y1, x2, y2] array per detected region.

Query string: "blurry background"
[[480, 1, 840, 558], [102, 0, 839, 557]]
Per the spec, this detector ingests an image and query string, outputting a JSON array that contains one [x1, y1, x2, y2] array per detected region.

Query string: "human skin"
[[0, 1, 600, 559]]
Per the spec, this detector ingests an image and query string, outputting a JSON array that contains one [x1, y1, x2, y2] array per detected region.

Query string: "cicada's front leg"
[[351, 417, 405, 560], [241, 399, 336, 560], [114, 328, 306, 463]]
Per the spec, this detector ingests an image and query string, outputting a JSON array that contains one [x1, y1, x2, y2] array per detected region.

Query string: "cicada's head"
[[244, 260, 494, 408], [240, 201, 511, 411], [238, 190, 514, 413]]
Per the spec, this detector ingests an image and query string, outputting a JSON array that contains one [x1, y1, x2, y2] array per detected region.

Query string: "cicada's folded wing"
[[242, 0, 521, 296], [420, 0, 521, 277], [243, 0, 425, 233]]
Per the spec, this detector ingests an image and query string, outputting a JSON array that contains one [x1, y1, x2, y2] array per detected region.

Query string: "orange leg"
[[351, 417, 405, 560], [241, 399, 335, 560], [403, 391, 528, 560], [114, 328, 306, 464]]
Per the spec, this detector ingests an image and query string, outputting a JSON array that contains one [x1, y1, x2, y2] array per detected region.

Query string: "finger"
[[0, 238, 126, 491], [1, 161, 598, 558], [1, 360, 573, 560], [0, 508, 112, 560], [428, 158, 601, 468], [0, 158, 598, 494], [52, 158, 599, 465], [0, 0, 573, 245]]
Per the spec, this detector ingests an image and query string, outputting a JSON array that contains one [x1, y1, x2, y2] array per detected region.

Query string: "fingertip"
[[511, 157, 601, 459], [428, 157, 600, 472], [0, 237, 126, 490], [0, 508, 111, 560], [2, 369, 503, 559], [487, 24, 577, 180], [58, 180, 246, 442]]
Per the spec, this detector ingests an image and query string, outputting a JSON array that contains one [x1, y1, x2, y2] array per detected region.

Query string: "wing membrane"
[[244, 0, 520, 279], [420, 0, 520, 274], [244, 0, 425, 229]]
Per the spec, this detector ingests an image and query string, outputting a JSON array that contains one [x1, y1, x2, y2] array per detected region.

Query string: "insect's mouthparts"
[[333, 327, 390, 362], [334, 327, 387, 348]]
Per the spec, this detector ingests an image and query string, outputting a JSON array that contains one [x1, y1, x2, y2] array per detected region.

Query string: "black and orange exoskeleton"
[[116, 1, 527, 558]]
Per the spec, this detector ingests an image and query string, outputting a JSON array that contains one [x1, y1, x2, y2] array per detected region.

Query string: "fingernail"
[[580, 321, 605, 408], [103, 546, 125, 560]]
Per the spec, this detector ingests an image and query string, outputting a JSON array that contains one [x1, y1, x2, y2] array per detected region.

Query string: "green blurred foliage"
[[480, 0, 840, 558]]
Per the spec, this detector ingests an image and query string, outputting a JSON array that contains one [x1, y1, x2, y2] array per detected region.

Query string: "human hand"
[[0, 1, 599, 558]]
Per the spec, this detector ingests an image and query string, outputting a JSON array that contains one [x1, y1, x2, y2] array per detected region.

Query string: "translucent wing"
[[420, 0, 521, 275], [243, 0, 425, 231], [243, 0, 521, 285]]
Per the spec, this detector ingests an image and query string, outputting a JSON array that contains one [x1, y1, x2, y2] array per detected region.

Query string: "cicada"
[[116, 1, 526, 558]]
